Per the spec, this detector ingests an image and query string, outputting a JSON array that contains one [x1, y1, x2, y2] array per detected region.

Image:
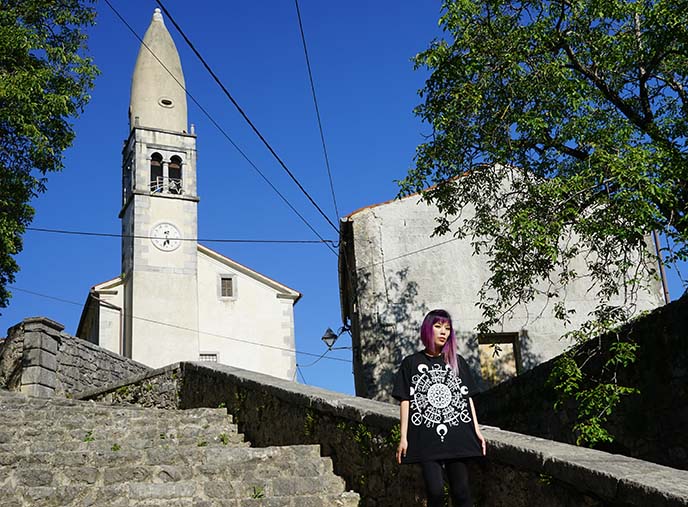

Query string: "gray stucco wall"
[[340, 195, 665, 401], [80, 362, 688, 507]]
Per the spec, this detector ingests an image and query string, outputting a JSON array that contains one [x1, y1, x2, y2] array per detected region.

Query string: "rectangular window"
[[478, 332, 523, 388], [220, 276, 233, 298], [199, 353, 218, 362]]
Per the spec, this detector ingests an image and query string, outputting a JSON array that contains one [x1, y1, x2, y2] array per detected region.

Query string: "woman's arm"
[[469, 398, 486, 456], [396, 400, 410, 464]]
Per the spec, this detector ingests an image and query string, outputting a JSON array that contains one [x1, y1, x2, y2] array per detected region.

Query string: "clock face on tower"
[[150, 222, 181, 251]]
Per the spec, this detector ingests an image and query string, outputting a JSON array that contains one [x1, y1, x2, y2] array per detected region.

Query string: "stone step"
[[0, 389, 360, 506], [1, 445, 335, 485], [3, 460, 344, 491], [1, 444, 324, 470], [0, 423, 244, 448], [2, 446, 353, 506], [0, 436, 248, 455], [0, 403, 233, 424], [0, 390, 231, 423], [3, 487, 360, 507]]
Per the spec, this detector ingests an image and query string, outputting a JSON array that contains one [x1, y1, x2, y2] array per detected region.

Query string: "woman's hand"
[[396, 437, 408, 464], [476, 429, 486, 456]]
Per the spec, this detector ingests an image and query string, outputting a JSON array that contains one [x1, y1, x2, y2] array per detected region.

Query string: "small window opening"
[[150, 153, 163, 193], [478, 332, 523, 388], [159, 97, 174, 108], [220, 277, 233, 298], [168, 156, 183, 195]]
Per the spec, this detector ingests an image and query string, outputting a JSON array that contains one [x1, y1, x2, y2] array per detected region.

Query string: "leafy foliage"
[[402, 0, 688, 445], [0, 0, 98, 310], [548, 337, 639, 446]]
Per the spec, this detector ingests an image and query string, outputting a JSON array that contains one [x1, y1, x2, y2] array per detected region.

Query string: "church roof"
[[198, 244, 302, 302], [85, 245, 301, 303]]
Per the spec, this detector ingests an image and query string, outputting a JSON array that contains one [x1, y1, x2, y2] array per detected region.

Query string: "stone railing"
[[474, 292, 688, 470], [80, 361, 688, 507], [0, 317, 151, 397]]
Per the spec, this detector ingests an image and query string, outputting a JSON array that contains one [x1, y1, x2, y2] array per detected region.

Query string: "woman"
[[393, 309, 486, 507]]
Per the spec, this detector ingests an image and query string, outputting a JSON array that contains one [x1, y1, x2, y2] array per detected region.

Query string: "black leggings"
[[420, 459, 473, 507]]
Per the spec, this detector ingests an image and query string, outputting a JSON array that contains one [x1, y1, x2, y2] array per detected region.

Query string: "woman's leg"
[[419, 461, 446, 507], [445, 459, 473, 507]]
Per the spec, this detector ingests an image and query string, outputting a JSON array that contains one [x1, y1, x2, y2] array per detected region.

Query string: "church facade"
[[77, 9, 300, 379]]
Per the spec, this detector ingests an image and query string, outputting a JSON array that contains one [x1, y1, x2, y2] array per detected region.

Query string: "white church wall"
[[196, 251, 296, 380], [96, 289, 124, 355]]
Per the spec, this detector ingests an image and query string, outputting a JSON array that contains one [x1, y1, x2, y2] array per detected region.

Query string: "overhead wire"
[[25, 226, 335, 244], [295, 365, 308, 384], [293, 0, 340, 222], [102, 0, 336, 256], [8, 286, 351, 364], [154, 0, 340, 235]]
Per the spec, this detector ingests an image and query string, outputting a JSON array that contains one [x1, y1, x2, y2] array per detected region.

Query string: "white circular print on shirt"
[[410, 363, 472, 442]]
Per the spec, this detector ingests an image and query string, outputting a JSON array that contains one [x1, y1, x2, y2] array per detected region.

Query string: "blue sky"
[[2, 1, 686, 396], [1, 1, 446, 395]]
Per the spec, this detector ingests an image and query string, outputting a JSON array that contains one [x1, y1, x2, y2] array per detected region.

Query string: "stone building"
[[76, 9, 300, 379], [339, 185, 666, 400]]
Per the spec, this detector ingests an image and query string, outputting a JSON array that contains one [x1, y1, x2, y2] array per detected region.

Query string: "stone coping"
[[80, 361, 688, 506]]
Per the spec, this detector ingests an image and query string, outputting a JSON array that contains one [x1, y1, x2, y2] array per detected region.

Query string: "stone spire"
[[129, 8, 187, 133]]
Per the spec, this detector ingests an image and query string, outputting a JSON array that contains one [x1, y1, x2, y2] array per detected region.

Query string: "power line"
[[102, 0, 336, 256], [296, 348, 331, 368], [295, 364, 308, 384], [25, 226, 335, 244], [155, 0, 340, 235], [293, 0, 339, 222], [9, 286, 351, 364]]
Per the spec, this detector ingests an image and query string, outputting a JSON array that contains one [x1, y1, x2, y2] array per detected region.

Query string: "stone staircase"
[[0, 389, 359, 506]]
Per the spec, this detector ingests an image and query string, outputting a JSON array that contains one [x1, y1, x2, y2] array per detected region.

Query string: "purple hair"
[[420, 309, 458, 372]]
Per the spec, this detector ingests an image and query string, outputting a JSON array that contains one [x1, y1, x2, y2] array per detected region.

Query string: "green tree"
[[401, 0, 687, 445], [0, 0, 98, 310]]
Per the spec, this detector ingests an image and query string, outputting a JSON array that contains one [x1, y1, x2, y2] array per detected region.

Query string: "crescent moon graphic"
[[418, 364, 429, 373], [436, 424, 448, 442]]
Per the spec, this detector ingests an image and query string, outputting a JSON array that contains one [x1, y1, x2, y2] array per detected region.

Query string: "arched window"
[[150, 153, 163, 193], [168, 156, 182, 194]]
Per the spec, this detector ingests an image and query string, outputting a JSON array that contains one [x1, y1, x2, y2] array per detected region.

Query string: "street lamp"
[[321, 326, 351, 350]]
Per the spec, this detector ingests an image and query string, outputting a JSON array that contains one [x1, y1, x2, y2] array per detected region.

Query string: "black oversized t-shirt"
[[392, 351, 482, 463]]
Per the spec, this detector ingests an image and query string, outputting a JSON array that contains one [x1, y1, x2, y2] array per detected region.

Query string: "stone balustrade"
[[0, 317, 151, 397], [80, 362, 688, 507]]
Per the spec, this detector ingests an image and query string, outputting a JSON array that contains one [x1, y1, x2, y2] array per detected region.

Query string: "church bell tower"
[[120, 8, 199, 366]]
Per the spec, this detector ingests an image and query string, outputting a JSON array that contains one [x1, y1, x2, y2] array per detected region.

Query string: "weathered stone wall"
[[80, 365, 182, 409], [80, 362, 688, 507], [474, 292, 688, 470], [0, 317, 151, 397], [0, 323, 24, 390], [55, 323, 151, 396]]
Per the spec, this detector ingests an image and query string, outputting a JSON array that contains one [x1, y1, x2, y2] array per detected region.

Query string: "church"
[[76, 9, 300, 379]]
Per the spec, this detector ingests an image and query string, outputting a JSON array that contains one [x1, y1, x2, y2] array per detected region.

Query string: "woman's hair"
[[420, 309, 458, 372]]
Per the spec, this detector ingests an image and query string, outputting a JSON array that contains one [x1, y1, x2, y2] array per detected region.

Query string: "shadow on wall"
[[357, 267, 428, 401], [355, 266, 545, 399]]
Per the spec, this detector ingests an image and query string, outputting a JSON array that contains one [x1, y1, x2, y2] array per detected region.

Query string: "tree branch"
[[560, 40, 679, 154]]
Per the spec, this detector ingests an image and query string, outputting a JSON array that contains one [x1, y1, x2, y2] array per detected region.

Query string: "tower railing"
[[150, 176, 183, 195]]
